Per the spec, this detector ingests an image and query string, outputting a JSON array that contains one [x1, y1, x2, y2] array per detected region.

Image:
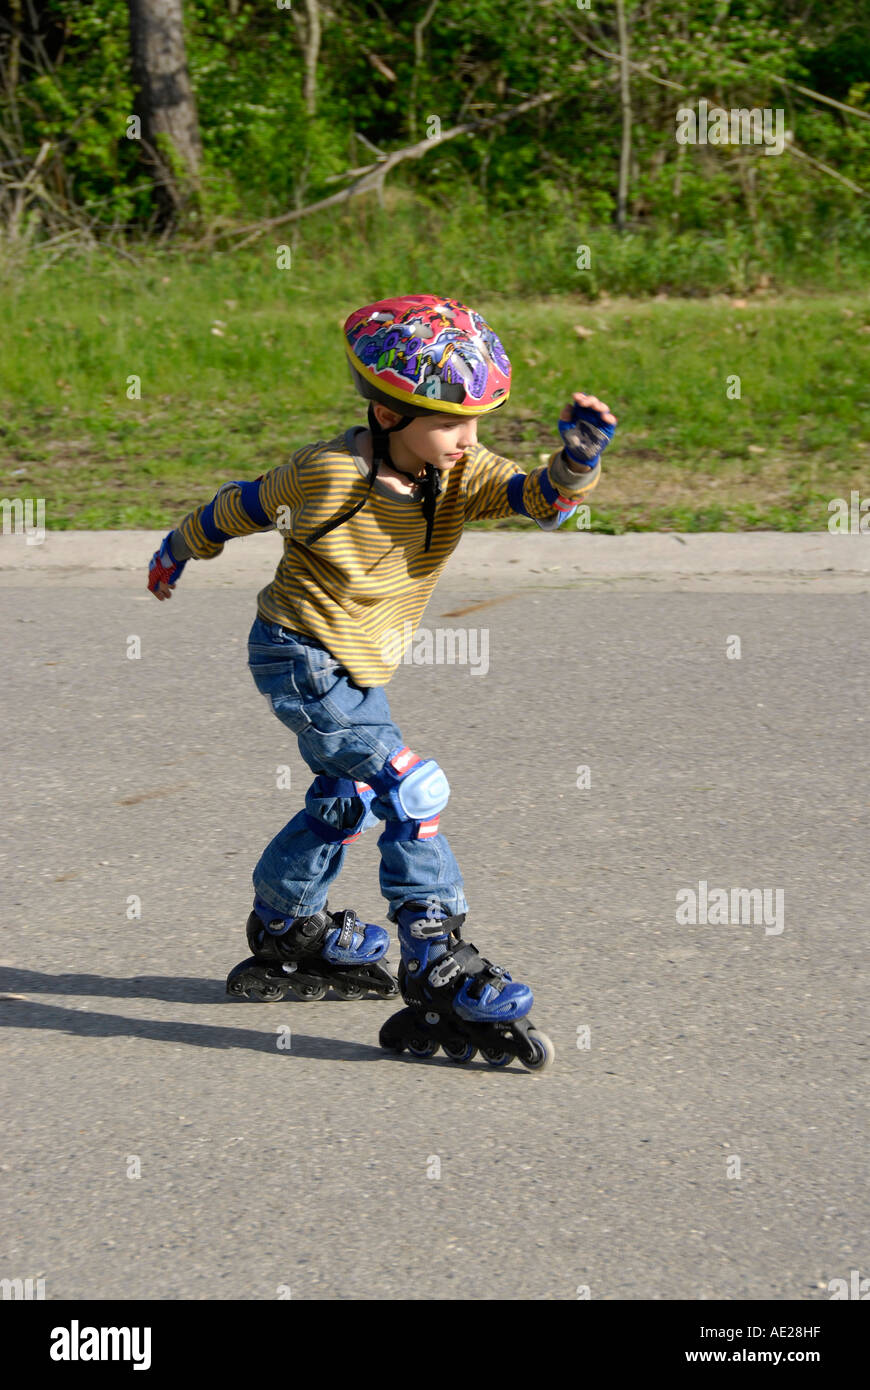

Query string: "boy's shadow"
[[0, 966, 384, 1062], [2, 965, 228, 1005], [0, 969, 532, 1073]]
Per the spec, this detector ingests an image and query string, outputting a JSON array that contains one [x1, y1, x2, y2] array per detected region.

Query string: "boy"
[[148, 294, 616, 1071]]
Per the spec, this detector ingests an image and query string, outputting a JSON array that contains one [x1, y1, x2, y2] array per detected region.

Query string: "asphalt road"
[[1, 556, 867, 1300]]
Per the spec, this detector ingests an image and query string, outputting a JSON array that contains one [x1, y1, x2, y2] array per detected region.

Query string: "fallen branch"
[[785, 141, 869, 197], [729, 59, 870, 124], [565, 20, 685, 91], [3, 139, 51, 239], [565, 21, 869, 203], [193, 90, 558, 251], [567, 16, 870, 124]]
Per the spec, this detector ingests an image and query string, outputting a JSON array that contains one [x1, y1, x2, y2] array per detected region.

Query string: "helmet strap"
[[368, 402, 438, 553], [303, 402, 438, 552], [419, 464, 437, 553], [367, 400, 413, 466]]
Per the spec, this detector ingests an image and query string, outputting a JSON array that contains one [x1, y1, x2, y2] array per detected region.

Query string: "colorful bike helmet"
[[305, 295, 511, 553], [344, 293, 511, 417]]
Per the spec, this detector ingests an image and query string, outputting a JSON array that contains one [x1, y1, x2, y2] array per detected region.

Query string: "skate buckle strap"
[[427, 940, 506, 994], [332, 909, 358, 951], [428, 955, 462, 988], [294, 909, 332, 944], [455, 942, 509, 999], [404, 908, 466, 940], [415, 925, 444, 942], [466, 963, 508, 1000]]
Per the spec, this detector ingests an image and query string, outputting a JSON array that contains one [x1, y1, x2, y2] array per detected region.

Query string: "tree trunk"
[[409, 0, 439, 142], [615, 0, 631, 233], [303, 0, 321, 117], [291, 0, 321, 117], [127, 0, 202, 225]]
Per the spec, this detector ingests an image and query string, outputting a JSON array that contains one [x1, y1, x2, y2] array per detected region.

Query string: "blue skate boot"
[[378, 902, 554, 1071], [226, 897, 399, 1002]]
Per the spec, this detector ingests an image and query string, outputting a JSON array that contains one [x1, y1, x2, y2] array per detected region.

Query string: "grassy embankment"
[[1, 216, 867, 531]]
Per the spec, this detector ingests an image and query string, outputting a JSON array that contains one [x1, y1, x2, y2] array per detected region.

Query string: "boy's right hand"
[[558, 391, 617, 468], [148, 533, 187, 600]]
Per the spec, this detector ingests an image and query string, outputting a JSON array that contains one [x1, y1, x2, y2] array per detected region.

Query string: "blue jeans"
[[247, 616, 468, 923]]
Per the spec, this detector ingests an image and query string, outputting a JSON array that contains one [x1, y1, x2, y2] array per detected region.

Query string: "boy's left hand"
[[558, 391, 618, 470], [148, 533, 187, 600]]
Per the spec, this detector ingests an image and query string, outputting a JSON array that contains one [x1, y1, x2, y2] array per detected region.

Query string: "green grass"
[[0, 226, 868, 531]]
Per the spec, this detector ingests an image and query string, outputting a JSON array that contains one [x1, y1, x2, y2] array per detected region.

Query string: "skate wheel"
[[293, 980, 329, 1002], [247, 983, 285, 1003], [481, 1045, 512, 1068], [379, 1007, 415, 1054], [442, 1039, 477, 1065], [407, 1036, 439, 1058], [376, 979, 400, 998], [331, 980, 364, 1000], [521, 1029, 555, 1073], [226, 957, 267, 999]]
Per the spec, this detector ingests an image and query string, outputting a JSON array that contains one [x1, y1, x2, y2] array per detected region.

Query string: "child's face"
[[374, 405, 480, 471]]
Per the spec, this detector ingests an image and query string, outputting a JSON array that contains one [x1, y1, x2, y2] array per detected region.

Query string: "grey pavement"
[[2, 527, 870, 590], [0, 532, 867, 1300]]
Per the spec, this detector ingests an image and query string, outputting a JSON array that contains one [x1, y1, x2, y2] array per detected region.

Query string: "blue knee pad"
[[369, 746, 449, 842], [304, 773, 377, 845]]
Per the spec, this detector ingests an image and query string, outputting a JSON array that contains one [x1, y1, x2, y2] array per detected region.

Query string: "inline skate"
[[226, 897, 399, 1002], [379, 903, 555, 1071]]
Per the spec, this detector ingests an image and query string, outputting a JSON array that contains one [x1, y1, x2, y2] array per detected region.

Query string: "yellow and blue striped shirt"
[[175, 427, 600, 687]]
